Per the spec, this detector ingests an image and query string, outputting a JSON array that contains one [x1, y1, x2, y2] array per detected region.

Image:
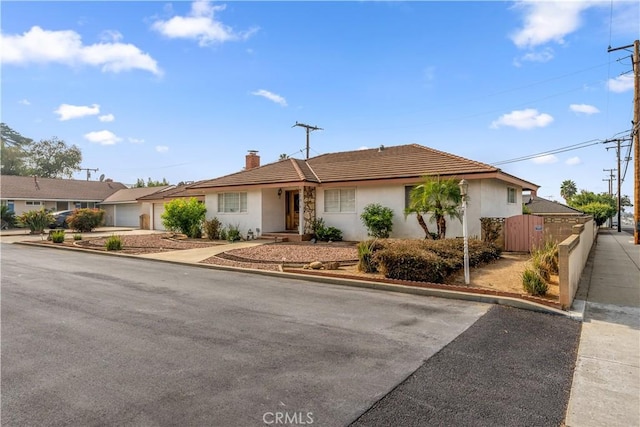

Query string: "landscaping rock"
[[309, 261, 324, 270], [324, 261, 340, 270]]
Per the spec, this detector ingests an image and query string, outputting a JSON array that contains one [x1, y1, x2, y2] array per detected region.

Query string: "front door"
[[285, 190, 300, 231]]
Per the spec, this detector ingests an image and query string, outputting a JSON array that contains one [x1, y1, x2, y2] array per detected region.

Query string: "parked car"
[[49, 210, 74, 229]]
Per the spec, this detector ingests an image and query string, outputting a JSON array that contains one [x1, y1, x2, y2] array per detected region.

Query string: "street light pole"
[[459, 179, 470, 285]]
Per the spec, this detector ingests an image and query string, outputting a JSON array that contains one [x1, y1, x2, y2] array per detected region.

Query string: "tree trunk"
[[416, 215, 434, 239], [437, 215, 446, 239]]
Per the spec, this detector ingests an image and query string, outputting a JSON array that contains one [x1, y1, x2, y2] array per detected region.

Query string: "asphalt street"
[[1, 243, 490, 426], [351, 304, 581, 426]]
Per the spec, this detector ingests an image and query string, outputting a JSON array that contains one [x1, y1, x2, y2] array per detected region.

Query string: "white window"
[[507, 187, 516, 204], [324, 188, 355, 213], [218, 192, 247, 213], [73, 202, 96, 209], [25, 201, 42, 206]]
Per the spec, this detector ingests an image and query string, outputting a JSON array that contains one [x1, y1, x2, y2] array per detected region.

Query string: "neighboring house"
[[0, 175, 126, 216], [100, 186, 170, 227], [523, 194, 590, 242], [136, 184, 205, 231], [187, 144, 540, 241]]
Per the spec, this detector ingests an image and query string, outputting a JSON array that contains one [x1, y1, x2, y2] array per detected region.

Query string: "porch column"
[[302, 186, 316, 235]]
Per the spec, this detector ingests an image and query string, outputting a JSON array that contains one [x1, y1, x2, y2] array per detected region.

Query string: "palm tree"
[[560, 180, 577, 203], [279, 153, 289, 160], [404, 175, 462, 239]]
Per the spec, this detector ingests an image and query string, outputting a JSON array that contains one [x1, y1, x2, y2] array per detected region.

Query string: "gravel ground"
[[73, 233, 222, 254], [221, 243, 359, 263]]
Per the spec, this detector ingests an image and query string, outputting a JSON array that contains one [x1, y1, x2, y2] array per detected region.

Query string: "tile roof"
[[100, 186, 171, 204], [0, 175, 127, 201], [188, 143, 538, 190], [523, 195, 585, 214], [136, 183, 205, 201]]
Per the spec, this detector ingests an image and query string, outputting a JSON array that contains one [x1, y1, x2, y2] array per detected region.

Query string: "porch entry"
[[285, 190, 300, 231], [505, 214, 544, 252]]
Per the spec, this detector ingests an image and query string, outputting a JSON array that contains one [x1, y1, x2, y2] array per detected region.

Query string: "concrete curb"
[[15, 241, 572, 318]]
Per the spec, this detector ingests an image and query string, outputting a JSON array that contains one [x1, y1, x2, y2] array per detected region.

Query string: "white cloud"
[[565, 156, 582, 166], [84, 130, 122, 145], [531, 154, 558, 165], [55, 103, 100, 121], [18, 99, 30, 105], [358, 146, 369, 150], [513, 47, 554, 66], [99, 30, 123, 43], [490, 109, 554, 130], [251, 89, 287, 107], [510, 1, 592, 49], [152, 1, 258, 47], [128, 137, 145, 144], [1, 26, 161, 75], [98, 113, 115, 122], [155, 145, 169, 153], [569, 104, 599, 115], [607, 74, 633, 93]]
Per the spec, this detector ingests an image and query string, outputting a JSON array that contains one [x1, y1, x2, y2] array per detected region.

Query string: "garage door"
[[114, 204, 141, 227], [153, 203, 166, 231]]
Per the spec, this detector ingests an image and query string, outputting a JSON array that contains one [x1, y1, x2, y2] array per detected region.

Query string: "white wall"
[[261, 187, 285, 234], [315, 179, 519, 241], [204, 189, 262, 237]]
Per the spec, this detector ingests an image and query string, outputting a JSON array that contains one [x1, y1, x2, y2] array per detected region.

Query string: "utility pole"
[[292, 122, 323, 159], [606, 139, 631, 232], [603, 168, 615, 228], [80, 167, 99, 181], [608, 40, 639, 243]]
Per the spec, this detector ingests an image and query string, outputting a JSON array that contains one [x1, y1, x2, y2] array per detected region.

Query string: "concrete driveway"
[[1, 244, 489, 426]]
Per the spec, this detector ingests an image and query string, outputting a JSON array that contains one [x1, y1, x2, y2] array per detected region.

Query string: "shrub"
[[203, 217, 222, 240], [73, 233, 83, 241], [311, 217, 343, 242], [161, 198, 206, 238], [67, 208, 105, 232], [105, 235, 123, 251], [219, 227, 228, 241], [226, 224, 242, 242], [18, 208, 54, 234], [50, 229, 66, 243], [1, 205, 17, 229], [531, 240, 559, 277], [374, 244, 447, 283], [360, 204, 394, 238], [357, 240, 381, 273], [522, 267, 548, 296]]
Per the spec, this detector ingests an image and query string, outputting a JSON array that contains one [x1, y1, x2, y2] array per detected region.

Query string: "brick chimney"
[[245, 150, 260, 170]]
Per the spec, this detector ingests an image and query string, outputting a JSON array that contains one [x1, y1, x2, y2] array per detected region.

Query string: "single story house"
[[100, 186, 171, 227], [136, 184, 205, 231], [523, 194, 590, 242], [0, 175, 126, 216], [186, 144, 540, 241]]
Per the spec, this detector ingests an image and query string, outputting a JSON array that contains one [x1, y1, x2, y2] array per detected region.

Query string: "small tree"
[[404, 175, 462, 239], [361, 203, 394, 238], [67, 208, 105, 232], [560, 180, 577, 203], [161, 198, 206, 238]]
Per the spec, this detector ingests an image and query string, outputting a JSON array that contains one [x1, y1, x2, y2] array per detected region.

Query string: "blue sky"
[[2, 1, 638, 202]]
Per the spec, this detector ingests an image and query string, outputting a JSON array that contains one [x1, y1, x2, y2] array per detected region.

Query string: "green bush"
[[522, 267, 548, 296], [360, 204, 394, 238], [50, 229, 66, 243], [203, 217, 222, 240], [226, 224, 242, 242], [161, 198, 206, 238], [531, 240, 558, 277], [1, 205, 17, 229], [18, 208, 54, 234], [73, 233, 83, 241], [311, 217, 343, 242], [67, 208, 105, 232], [219, 227, 228, 241], [105, 235, 123, 251]]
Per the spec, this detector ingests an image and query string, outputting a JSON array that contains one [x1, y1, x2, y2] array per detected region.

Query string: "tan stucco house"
[[0, 175, 126, 216]]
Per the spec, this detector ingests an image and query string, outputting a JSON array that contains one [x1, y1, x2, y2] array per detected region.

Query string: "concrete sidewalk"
[[565, 229, 640, 427], [136, 241, 267, 263]]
